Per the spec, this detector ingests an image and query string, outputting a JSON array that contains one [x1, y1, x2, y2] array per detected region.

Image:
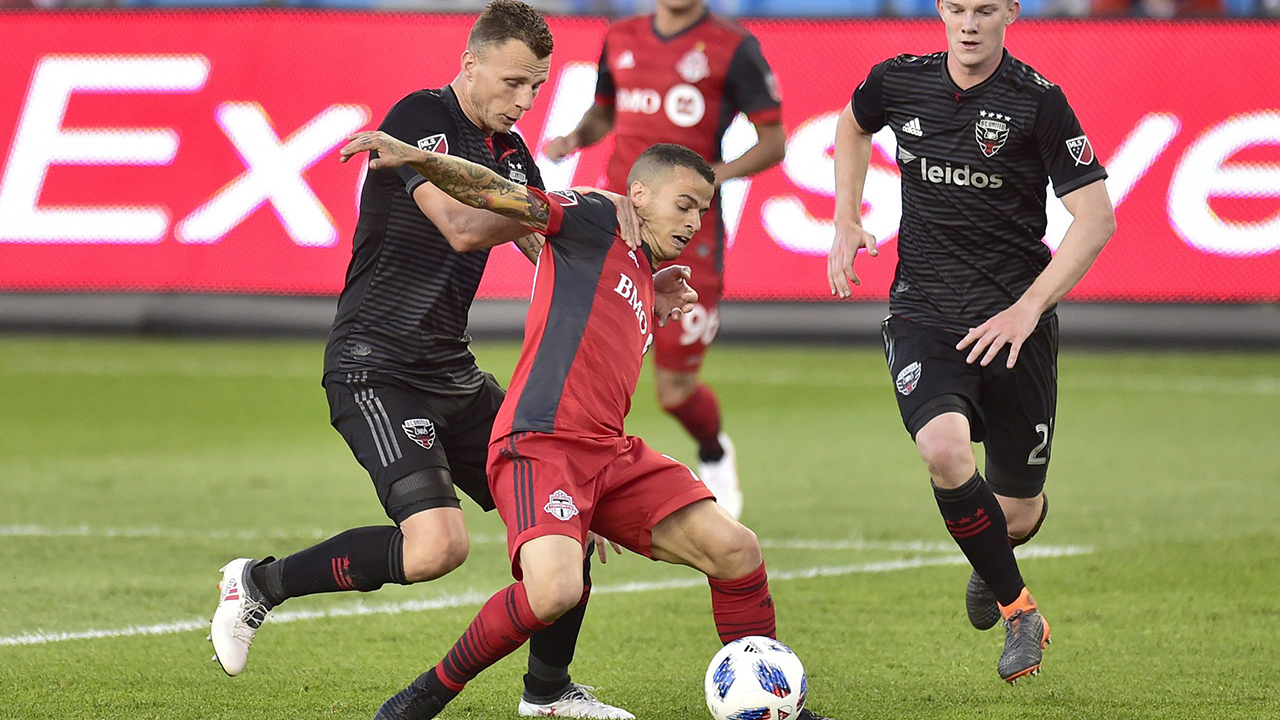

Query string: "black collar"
[[650, 9, 710, 42], [939, 49, 1011, 96]]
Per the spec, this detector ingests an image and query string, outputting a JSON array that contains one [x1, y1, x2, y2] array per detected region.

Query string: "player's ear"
[[629, 180, 649, 210], [1006, 0, 1019, 22], [461, 49, 478, 80]]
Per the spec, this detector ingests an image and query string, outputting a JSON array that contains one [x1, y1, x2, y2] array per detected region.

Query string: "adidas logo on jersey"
[[902, 118, 923, 137], [919, 157, 1004, 189]]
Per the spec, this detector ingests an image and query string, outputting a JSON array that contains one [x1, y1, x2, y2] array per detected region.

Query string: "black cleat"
[[798, 708, 834, 720], [374, 676, 449, 720], [998, 608, 1051, 683], [965, 570, 1001, 631]]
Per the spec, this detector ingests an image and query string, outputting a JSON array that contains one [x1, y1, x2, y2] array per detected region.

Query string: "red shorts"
[[488, 432, 715, 577], [653, 266, 723, 373]]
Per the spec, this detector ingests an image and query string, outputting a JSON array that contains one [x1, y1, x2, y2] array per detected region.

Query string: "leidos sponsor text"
[[917, 157, 1004, 189]]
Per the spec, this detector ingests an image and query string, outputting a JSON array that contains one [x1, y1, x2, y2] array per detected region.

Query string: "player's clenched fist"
[[339, 131, 419, 169], [827, 221, 878, 298], [543, 134, 577, 163], [654, 265, 699, 327]]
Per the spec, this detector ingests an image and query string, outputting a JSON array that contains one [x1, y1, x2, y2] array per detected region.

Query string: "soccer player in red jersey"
[[340, 133, 829, 720], [544, 0, 787, 520]]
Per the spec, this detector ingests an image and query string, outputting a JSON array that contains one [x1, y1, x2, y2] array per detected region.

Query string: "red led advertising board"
[[0, 13, 1277, 301]]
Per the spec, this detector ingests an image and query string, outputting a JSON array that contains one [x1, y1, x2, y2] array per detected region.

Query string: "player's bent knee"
[[916, 430, 975, 486], [523, 571, 584, 624], [400, 522, 470, 583], [655, 370, 699, 411], [707, 522, 762, 580]]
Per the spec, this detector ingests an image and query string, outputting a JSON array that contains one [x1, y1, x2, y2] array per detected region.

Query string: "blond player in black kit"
[[828, 0, 1116, 684]]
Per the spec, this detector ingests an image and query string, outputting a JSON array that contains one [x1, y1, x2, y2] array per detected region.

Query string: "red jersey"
[[493, 189, 656, 440], [593, 12, 781, 271]]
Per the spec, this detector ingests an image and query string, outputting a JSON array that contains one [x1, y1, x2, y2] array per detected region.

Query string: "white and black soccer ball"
[[704, 636, 807, 720]]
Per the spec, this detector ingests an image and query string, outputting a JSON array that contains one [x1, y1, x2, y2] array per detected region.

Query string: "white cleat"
[[518, 684, 635, 720], [209, 558, 270, 677], [699, 432, 743, 520]]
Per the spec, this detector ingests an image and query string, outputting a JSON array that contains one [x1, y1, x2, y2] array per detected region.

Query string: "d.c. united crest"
[[975, 111, 1010, 158], [402, 418, 436, 450]]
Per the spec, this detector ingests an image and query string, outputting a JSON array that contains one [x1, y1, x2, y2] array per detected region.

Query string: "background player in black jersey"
[[827, 0, 1116, 684], [208, 4, 651, 717]]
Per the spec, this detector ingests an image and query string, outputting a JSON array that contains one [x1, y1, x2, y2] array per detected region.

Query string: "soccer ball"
[[704, 636, 807, 720]]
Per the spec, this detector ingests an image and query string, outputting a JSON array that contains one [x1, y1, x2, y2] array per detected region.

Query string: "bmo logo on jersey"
[[617, 85, 706, 128], [918, 157, 1004, 189], [614, 272, 650, 335]]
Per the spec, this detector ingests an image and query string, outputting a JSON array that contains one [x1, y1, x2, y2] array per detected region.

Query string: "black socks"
[[934, 472, 1026, 606], [250, 526, 407, 608]]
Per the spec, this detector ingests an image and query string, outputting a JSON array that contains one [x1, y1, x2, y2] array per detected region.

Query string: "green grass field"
[[1, 336, 1278, 719]]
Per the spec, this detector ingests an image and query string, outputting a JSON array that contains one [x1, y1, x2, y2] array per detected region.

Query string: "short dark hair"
[[627, 143, 716, 188], [468, 0, 554, 60]]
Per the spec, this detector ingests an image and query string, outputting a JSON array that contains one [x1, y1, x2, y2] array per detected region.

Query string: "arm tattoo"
[[406, 152, 551, 232]]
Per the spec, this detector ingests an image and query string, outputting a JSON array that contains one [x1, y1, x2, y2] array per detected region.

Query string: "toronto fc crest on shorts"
[[402, 418, 436, 449], [896, 361, 922, 396], [544, 490, 579, 521]]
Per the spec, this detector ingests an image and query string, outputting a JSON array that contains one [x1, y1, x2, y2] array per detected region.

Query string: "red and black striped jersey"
[[493, 190, 656, 440], [593, 13, 781, 272], [852, 51, 1107, 333]]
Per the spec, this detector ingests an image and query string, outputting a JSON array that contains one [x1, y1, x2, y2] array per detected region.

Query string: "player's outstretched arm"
[[828, 104, 879, 297], [341, 131, 553, 232], [713, 122, 786, 186], [956, 180, 1116, 368]]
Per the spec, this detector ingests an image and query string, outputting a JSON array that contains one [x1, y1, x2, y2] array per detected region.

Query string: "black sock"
[[523, 550, 592, 699], [250, 526, 407, 607], [698, 442, 725, 463], [1010, 493, 1049, 548], [934, 472, 1025, 606]]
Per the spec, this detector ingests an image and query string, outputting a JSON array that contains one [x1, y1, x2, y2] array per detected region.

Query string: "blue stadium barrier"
[[741, 0, 881, 17]]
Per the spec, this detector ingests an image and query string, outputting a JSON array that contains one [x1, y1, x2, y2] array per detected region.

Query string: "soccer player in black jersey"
[[208, 3, 650, 717], [828, 0, 1116, 683]]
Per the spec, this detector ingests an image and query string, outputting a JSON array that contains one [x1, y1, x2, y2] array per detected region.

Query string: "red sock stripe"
[[946, 510, 993, 539], [331, 557, 354, 590]]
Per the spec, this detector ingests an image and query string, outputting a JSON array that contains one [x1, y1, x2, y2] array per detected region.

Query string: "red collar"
[[484, 136, 518, 163]]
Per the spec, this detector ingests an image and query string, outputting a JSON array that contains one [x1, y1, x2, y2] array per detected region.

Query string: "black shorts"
[[325, 370, 504, 522], [880, 315, 1058, 498]]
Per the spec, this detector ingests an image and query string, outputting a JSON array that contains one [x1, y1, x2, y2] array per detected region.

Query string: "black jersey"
[[324, 86, 543, 395], [852, 51, 1107, 333]]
